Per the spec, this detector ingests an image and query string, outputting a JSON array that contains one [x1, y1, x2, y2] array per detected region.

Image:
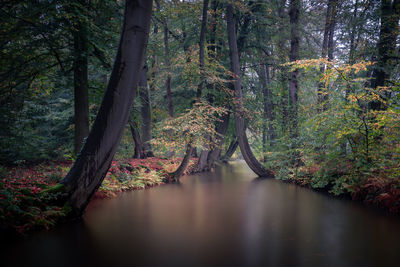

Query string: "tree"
[[129, 118, 143, 159], [370, 0, 400, 110], [73, 0, 90, 154], [155, 0, 174, 118], [258, 62, 276, 159], [139, 65, 154, 157], [61, 0, 152, 216], [196, 0, 211, 172], [226, 2, 273, 178], [318, 0, 338, 111], [288, 0, 300, 137]]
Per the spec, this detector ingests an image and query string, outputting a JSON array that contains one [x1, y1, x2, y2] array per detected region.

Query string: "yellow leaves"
[[347, 94, 358, 103], [284, 58, 374, 84], [152, 101, 228, 152]]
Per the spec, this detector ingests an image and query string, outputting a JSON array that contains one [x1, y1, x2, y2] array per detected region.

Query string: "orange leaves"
[[152, 101, 227, 152]]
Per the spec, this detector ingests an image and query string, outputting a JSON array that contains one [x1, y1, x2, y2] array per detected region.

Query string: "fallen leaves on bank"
[[0, 157, 197, 234]]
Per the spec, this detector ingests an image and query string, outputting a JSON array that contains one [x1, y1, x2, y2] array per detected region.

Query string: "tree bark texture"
[[226, 3, 273, 177], [62, 0, 152, 216], [73, 18, 89, 155], [139, 65, 154, 157]]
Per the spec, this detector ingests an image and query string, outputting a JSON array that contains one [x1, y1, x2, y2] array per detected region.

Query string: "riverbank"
[[0, 157, 198, 234], [281, 163, 400, 214]]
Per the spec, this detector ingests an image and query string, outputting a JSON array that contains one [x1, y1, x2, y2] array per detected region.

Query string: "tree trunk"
[[129, 119, 143, 159], [204, 0, 230, 170], [346, 0, 359, 99], [196, 0, 209, 99], [318, 0, 337, 111], [175, 0, 209, 176], [172, 141, 194, 180], [207, 109, 231, 169], [155, 0, 174, 157], [73, 18, 89, 155], [164, 25, 174, 118], [370, 0, 400, 110], [226, 3, 273, 177], [348, 0, 359, 65], [221, 135, 238, 162], [196, 0, 210, 172], [327, 1, 337, 62], [277, 0, 289, 133], [139, 65, 154, 157], [62, 0, 152, 216], [258, 62, 275, 160], [156, 0, 174, 118], [288, 0, 300, 138]]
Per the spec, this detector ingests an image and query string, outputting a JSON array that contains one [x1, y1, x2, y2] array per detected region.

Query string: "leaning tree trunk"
[[62, 0, 152, 216], [139, 65, 154, 157], [226, 3, 272, 177], [73, 17, 89, 155], [172, 141, 195, 180], [220, 135, 238, 162]]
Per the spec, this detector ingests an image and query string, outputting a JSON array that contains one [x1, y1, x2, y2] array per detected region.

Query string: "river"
[[2, 161, 400, 267]]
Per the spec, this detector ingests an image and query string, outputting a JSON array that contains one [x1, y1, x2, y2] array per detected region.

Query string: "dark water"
[[2, 161, 400, 267]]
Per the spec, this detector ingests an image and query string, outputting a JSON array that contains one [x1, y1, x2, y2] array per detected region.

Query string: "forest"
[[1, 0, 400, 244]]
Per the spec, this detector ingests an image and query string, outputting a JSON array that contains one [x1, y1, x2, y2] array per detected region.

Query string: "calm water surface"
[[2, 161, 400, 267]]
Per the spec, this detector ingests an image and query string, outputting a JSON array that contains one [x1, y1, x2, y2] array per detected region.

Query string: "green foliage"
[[0, 0, 122, 164], [152, 101, 227, 155], [268, 59, 400, 197], [0, 176, 67, 234], [99, 161, 164, 196]]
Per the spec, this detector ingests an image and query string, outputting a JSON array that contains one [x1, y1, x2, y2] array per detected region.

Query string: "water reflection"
[[2, 161, 400, 267]]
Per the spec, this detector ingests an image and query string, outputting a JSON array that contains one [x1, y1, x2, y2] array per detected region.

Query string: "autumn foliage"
[[0, 157, 198, 234]]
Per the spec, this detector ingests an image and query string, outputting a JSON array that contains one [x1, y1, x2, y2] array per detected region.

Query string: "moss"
[[39, 183, 66, 196]]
